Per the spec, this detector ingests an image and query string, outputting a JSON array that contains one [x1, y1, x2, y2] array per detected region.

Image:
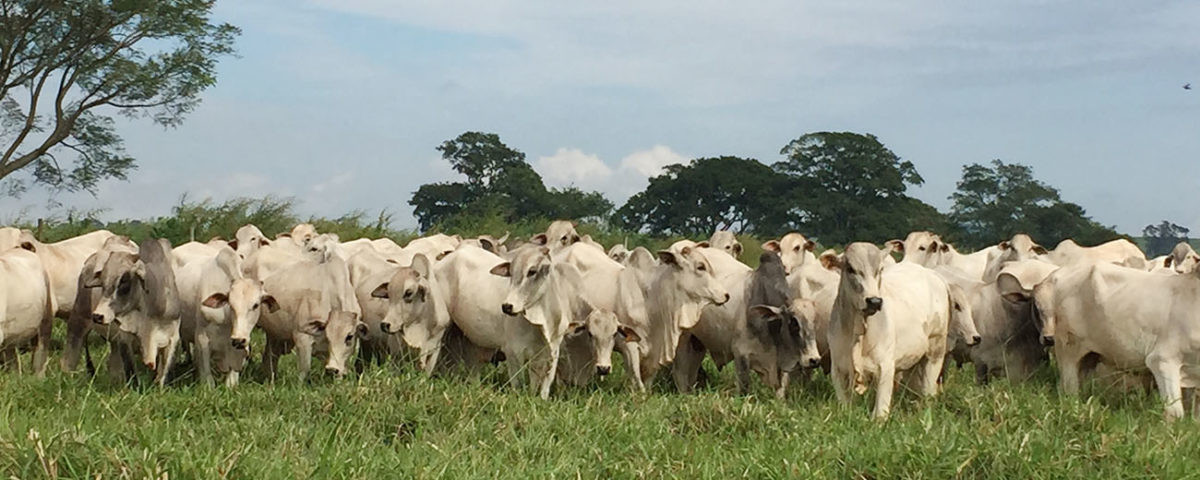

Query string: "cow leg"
[[776, 370, 791, 400], [31, 313, 52, 377], [155, 336, 179, 387], [194, 329, 214, 387], [263, 337, 282, 383], [616, 340, 645, 393], [1055, 346, 1084, 396], [537, 343, 561, 400], [919, 354, 945, 397], [873, 358, 896, 420], [105, 341, 127, 383], [974, 363, 990, 386], [831, 363, 853, 404], [504, 348, 525, 388], [294, 335, 314, 383], [1147, 354, 1185, 421], [672, 333, 705, 394], [419, 326, 448, 375], [62, 313, 90, 372], [734, 356, 753, 395]]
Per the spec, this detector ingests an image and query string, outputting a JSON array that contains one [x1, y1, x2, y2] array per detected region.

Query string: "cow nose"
[[806, 357, 820, 368], [596, 365, 611, 376], [144, 360, 156, 371], [231, 338, 248, 350], [380, 322, 393, 334], [864, 297, 883, 314], [1041, 335, 1055, 346], [91, 313, 105, 324], [970, 335, 982, 346], [717, 293, 730, 305], [501, 303, 515, 316], [326, 367, 342, 377]]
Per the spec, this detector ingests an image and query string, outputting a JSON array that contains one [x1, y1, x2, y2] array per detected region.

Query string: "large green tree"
[[0, 0, 239, 194], [774, 131, 940, 244], [410, 132, 612, 231], [1143, 220, 1189, 257], [948, 159, 1120, 249], [615, 156, 790, 236]]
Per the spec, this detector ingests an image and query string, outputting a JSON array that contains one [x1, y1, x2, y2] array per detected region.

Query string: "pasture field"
[[0, 332, 1197, 479]]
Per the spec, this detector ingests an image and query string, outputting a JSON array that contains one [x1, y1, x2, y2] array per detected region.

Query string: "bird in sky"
[[1186, 83, 1193, 90]]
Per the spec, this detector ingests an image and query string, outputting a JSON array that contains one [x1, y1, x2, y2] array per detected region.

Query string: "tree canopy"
[[773, 131, 940, 244], [410, 131, 612, 231], [948, 160, 1120, 249], [1143, 220, 1190, 257], [614, 156, 790, 236], [0, 0, 239, 194]]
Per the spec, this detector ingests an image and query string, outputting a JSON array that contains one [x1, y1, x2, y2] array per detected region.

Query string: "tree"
[[0, 0, 239, 194], [774, 131, 937, 244], [615, 156, 791, 236], [410, 131, 612, 230], [948, 160, 1120, 249], [1143, 220, 1190, 257]]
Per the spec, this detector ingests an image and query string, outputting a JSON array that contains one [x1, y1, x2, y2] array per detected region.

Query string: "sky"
[[2, 0, 1198, 235]]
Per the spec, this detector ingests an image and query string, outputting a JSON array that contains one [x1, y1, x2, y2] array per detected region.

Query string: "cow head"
[[1168, 242, 1200, 274], [203, 278, 277, 354], [229, 224, 270, 259], [304, 233, 341, 263], [567, 310, 623, 376], [830, 242, 891, 316], [531, 220, 580, 252], [373, 253, 434, 341], [886, 231, 943, 267], [656, 245, 729, 307], [708, 231, 743, 259], [748, 297, 821, 373], [997, 234, 1047, 260], [763, 233, 816, 274], [87, 251, 145, 326], [947, 284, 981, 347], [290, 223, 318, 247], [607, 244, 630, 263], [320, 310, 366, 378], [490, 247, 555, 316]]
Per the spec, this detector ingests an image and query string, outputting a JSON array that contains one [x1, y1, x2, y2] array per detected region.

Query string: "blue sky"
[[4, 0, 1198, 235]]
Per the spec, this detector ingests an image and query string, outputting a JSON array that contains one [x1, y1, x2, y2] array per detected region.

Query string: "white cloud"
[[537, 148, 612, 188], [312, 171, 355, 193], [618, 145, 687, 178]]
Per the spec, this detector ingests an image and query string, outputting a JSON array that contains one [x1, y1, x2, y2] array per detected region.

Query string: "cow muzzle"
[[968, 335, 982, 347], [501, 303, 519, 316], [863, 297, 883, 315], [805, 357, 821, 368], [714, 293, 730, 306], [91, 313, 108, 325], [231, 338, 248, 350], [380, 322, 394, 334], [596, 365, 611, 376], [1041, 335, 1055, 346], [325, 366, 343, 377]]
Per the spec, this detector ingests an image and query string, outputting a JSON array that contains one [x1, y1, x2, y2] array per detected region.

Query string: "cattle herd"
[[1, 221, 1198, 420]]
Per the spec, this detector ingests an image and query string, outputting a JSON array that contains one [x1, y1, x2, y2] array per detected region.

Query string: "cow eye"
[[918, 246, 926, 251], [527, 269, 538, 278], [344, 334, 354, 344], [252, 303, 259, 310], [793, 246, 801, 252], [697, 264, 707, 272]]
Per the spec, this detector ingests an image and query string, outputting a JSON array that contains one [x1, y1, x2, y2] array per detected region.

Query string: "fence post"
[[36, 218, 44, 240]]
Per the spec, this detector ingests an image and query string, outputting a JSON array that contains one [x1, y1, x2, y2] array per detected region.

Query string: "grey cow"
[[734, 252, 820, 398]]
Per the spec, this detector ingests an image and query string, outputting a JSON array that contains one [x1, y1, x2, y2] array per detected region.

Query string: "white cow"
[[672, 243, 754, 393], [229, 224, 272, 259], [1164, 242, 1199, 274], [175, 247, 266, 387], [827, 243, 959, 420], [531, 220, 581, 254], [1033, 262, 1200, 420], [762, 233, 818, 274], [17, 229, 115, 318], [885, 231, 943, 267], [1046, 238, 1147, 270], [0, 248, 56, 376], [260, 258, 366, 380], [639, 242, 729, 384], [935, 243, 997, 281], [707, 231, 744, 259], [982, 234, 1048, 281]]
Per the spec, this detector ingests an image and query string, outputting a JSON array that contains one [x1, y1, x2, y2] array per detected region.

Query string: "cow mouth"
[[862, 306, 879, 316]]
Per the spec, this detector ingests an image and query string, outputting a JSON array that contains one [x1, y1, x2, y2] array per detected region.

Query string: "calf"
[[735, 252, 821, 397], [708, 231, 744, 259], [88, 238, 182, 386]]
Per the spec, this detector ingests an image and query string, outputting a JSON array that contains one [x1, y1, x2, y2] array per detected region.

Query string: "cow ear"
[[226, 239, 238, 250], [731, 243, 743, 257], [478, 238, 496, 253], [939, 243, 950, 253], [696, 241, 710, 249], [995, 273, 1030, 304], [411, 254, 432, 277], [262, 295, 281, 313], [302, 320, 327, 335], [356, 323, 370, 339], [83, 269, 103, 288], [749, 304, 783, 318], [19, 241, 36, 252], [1164, 256, 1174, 268], [884, 239, 904, 253], [879, 242, 896, 259], [657, 250, 680, 267], [762, 240, 781, 253], [415, 285, 428, 301], [371, 282, 389, 299], [1032, 245, 1048, 255], [567, 322, 587, 335], [617, 326, 641, 343], [435, 250, 452, 260], [259, 238, 270, 247], [998, 241, 1011, 250], [819, 252, 842, 271], [490, 262, 512, 277], [804, 240, 815, 252], [202, 293, 229, 309], [929, 241, 940, 252], [531, 234, 548, 246]]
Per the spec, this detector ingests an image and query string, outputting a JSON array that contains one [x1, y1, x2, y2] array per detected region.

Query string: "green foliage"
[[0, 0, 240, 193], [615, 156, 791, 236], [410, 132, 613, 231], [774, 132, 942, 244], [948, 160, 1121, 250], [1142, 220, 1190, 257]]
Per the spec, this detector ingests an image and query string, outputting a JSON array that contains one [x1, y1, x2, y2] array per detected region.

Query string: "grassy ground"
[[0, 336, 1198, 479]]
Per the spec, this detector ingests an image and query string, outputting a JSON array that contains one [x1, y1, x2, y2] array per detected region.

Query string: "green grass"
[[1, 338, 1198, 479]]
